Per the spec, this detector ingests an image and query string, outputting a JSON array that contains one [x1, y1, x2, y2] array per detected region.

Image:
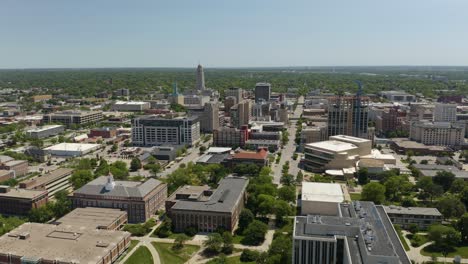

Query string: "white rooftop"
[[114, 101, 148, 105], [306, 140, 358, 153], [361, 149, 396, 161], [44, 143, 100, 152], [26, 125, 63, 132], [207, 147, 232, 154], [330, 135, 371, 143], [302, 182, 344, 203]]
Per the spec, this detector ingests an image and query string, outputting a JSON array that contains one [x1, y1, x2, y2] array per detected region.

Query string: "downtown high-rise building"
[[225, 87, 243, 103], [433, 103, 457, 122], [196, 64, 206, 91], [255, 83, 271, 103], [327, 95, 370, 138]]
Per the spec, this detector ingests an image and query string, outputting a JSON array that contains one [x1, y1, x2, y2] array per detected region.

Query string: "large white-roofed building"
[[44, 143, 101, 157], [300, 182, 345, 216], [303, 135, 393, 177], [112, 101, 150, 112]]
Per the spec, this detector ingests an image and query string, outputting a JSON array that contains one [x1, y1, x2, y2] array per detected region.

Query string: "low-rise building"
[[89, 127, 117, 138], [43, 110, 103, 127], [0, 221, 131, 264], [32, 94, 53, 102], [71, 175, 167, 223], [301, 182, 345, 216], [167, 176, 249, 233], [25, 125, 64, 139], [44, 142, 101, 157], [245, 139, 281, 152], [0, 185, 48, 216], [112, 101, 151, 112], [19, 168, 73, 198], [380, 90, 415, 102], [55, 207, 128, 230], [383, 205, 443, 229], [224, 148, 269, 168], [0, 170, 14, 183], [0, 159, 28, 177], [390, 138, 452, 155], [293, 201, 411, 264]]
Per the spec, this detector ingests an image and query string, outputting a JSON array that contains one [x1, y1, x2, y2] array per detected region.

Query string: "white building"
[[410, 121, 465, 148], [112, 101, 150, 112], [25, 125, 64, 139], [380, 90, 415, 102], [44, 143, 101, 157], [301, 182, 344, 216], [434, 103, 457, 122]]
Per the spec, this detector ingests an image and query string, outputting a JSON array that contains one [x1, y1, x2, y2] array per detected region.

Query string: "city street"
[[272, 96, 304, 185]]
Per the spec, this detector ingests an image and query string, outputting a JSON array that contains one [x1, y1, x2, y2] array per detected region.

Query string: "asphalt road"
[[272, 96, 304, 185]]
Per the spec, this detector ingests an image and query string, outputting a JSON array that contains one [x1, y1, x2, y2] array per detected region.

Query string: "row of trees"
[[70, 158, 130, 189]]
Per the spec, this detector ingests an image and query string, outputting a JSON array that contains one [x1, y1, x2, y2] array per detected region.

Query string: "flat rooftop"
[[306, 140, 358, 153], [171, 176, 248, 213], [330, 135, 370, 143], [114, 101, 149, 105], [20, 168, 73, 189], [0, 186, 47, 199], [26, 125, 63, 133], [302, 182, 344, 203], [56, 207, 127, 229], [44, 143, 100, 152], [0, 222, 130, 263], [383, 205, 442, 216], [294, 201, 411, 264]]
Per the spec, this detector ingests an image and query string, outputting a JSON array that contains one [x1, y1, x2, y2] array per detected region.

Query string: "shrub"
[[240, 249, 260, 262]]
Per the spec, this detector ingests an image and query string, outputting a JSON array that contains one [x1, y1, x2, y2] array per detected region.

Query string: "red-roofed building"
[[224, 148, 269, 168]]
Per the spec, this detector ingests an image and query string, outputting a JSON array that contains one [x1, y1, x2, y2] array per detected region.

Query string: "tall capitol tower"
[[196, 64, 206, 90]]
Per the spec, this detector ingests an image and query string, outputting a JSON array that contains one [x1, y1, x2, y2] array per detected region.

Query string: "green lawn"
[[350, 193, 361, 201], [406, 233, 429, 247], [421, 244, 468, 258], [206, 255, 255, 264], [124, 245, 153, 264], [128, 240, 139, 252], [152, 242, 200, 264], [394, 226, 410, 251], [232, 234, 245, 244]]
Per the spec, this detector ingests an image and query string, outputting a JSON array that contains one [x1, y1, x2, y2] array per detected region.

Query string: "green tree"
[[29, 204, 54, 223], [361, 182, 386, 204], [257, 194, 276, 217], [278, 186, 296, 203], [275, 200, 293, 227], [173, 234, 189, 250], [222, 232, 234, 254], [458, 213, 468, 243], [383, 175, 412, 201], [267, 233, 292, 264], [70, 170, 94, 189], [52, 190, 71, 217], [130, 158, 142, 172], [437, 195, 466, 219], [238, 208, 254, 232], [450, 178, 466, 194], [428, 224, 461, 253], [204, 233, 223, 254], [242, 220, 268, 246], [417, 177, 443, 202], [111, 143, 118, 152], [357, 167, 369, 185], [433, 171, 456, 192]]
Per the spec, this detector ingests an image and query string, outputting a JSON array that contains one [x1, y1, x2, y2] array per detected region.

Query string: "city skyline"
[[1, 0, 468, 69]]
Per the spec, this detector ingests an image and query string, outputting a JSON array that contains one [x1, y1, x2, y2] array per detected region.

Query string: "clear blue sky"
[[1, 0, 467, 68]]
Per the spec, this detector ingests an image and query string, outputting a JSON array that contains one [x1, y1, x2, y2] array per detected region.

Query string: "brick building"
[[167, 177, 249, 233], [71, 175, 167, 223], [89, 127, 118, 138], [0, 159, 28, 177], [0, 185, 48, 216]]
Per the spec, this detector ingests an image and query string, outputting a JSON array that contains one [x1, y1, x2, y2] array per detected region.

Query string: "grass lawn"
[[394, 226, 410, 251], [124, 245, 153, 264], [152, 242, 200, 264], [232, 234, 245, 244], [206, 255, 255, 264], [406, 233, 429, 247], [128, 240, 139, 251], [350, 193, 361, 201], [421, 244, 468, 258]]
